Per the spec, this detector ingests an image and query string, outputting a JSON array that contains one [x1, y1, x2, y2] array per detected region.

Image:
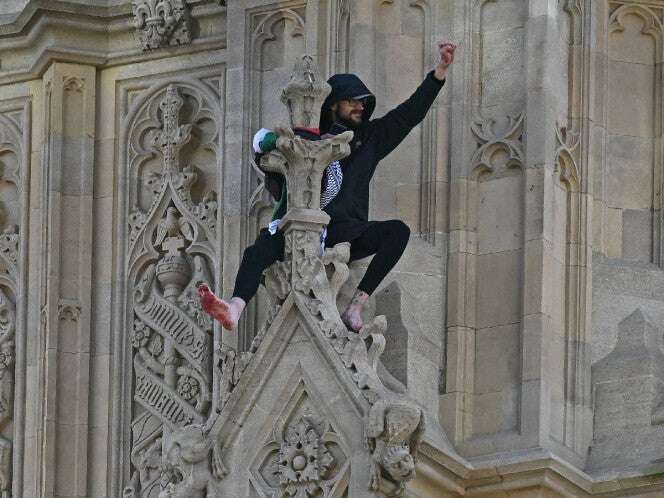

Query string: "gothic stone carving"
[[246, 56, 427, 496], [277, 416, 335, 497], [0, 290, 14, 498], [158, 424, 226, 498], [57, 300, 81, 323], [132, 0, 191, 51], [295, 245, 425, 496], [366, 399, 424, 496], [124, 84, 221, 498], [280, 55, 330, 130], [256, 223, 423, 496], [554, 122, 580, 185], [0, 207, 17, 277], [261, 126, 353, 213], [471, 113, 525, 174], [0, 108, 23, 498], [216, 343, 252, 408], [254, 406, 348, 498]]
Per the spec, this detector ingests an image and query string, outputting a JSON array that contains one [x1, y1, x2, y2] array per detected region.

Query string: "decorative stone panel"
[[120, 83, 223, 498]]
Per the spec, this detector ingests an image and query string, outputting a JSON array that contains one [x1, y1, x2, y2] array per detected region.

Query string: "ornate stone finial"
[[132, 0, 191, 51], [261, 126, 352, 214], [280, 55, 331, 129], [153, 85, 192, 174]]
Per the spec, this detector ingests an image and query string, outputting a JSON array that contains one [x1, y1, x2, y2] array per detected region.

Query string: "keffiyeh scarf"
[[268, 160, 343, 251], [320, 160, 343, 209]]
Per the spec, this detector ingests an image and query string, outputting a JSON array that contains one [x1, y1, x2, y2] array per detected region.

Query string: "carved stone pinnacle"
[[281, 55, 330, 129], [153, 85, 192, 174]]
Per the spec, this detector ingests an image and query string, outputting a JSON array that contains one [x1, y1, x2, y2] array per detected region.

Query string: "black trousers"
[[232, 219, 410, 303]]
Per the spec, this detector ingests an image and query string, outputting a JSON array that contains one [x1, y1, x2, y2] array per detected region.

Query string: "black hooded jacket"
[[319, 70, 445, 246]]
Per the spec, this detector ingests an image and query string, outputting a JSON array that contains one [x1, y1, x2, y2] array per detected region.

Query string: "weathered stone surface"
[[588, 309, 664, 471], [2, 1, 664, 497], [132, 0, 191, 51]]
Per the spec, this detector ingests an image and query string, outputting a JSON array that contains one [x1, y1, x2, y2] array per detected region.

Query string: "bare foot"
[[198, 284, 244, 331], [341, 308, 363, 332], [341, 289, 369, 332]]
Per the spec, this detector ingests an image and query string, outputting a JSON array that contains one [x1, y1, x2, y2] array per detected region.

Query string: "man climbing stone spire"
[[199, 40, 456, 332]]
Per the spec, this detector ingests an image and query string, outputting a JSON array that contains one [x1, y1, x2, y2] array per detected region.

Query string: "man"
[[198, 125, 329, 331], [200, 41, 456, 332]]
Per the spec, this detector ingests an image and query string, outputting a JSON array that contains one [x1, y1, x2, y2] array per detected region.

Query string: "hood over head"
[[319, 73, 376, 134]]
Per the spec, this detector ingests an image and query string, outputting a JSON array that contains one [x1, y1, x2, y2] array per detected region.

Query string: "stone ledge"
[[0, 0, 226, 85], [417, 442, 664, 497], [0, 0, 132, 34]]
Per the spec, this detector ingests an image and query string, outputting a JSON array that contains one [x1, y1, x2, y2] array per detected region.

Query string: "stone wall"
[[0, 1, 664, 497]]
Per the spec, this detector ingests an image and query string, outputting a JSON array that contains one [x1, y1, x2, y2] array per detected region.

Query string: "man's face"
[[331, 98, 365, 128]]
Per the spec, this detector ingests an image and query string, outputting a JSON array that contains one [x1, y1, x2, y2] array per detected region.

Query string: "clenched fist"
[[434, 41, 457, 81]]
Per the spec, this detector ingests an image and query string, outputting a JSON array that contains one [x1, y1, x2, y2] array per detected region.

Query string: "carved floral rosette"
[[251, 398, 349, 498], [122, 84, 223, 498]]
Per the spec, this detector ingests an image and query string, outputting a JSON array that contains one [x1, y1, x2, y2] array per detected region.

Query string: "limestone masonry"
[[1, 1, 664, 497]]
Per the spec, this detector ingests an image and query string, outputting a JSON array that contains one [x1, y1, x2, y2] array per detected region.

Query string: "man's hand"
[[434, 41, 457, 81]]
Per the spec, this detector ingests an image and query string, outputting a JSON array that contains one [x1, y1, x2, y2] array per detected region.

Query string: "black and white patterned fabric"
[[320, 160, 343, 209], [267, 160, 343, 254]]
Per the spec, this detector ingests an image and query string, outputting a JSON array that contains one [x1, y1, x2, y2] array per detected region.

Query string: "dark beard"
[[334, 110, 361, 130]]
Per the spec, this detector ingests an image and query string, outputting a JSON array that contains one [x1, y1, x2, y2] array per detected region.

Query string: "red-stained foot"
[[198, 284, 237, 331]]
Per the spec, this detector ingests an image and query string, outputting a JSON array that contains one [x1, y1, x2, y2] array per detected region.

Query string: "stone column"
[[37, 62, 96, 498], [441, 0, 592, 468]]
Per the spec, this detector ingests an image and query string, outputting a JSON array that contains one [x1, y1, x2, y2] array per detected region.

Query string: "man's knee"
[[243, 235, 283, 268], [241, 243, 261, 266], [387, 219, 410, 246]]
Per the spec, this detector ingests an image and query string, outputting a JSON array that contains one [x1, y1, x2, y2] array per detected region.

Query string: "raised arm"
[[370, 41, 456, 161]]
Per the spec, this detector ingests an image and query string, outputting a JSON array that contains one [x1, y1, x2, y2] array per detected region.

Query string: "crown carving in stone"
[[132, 0, 191, 51]]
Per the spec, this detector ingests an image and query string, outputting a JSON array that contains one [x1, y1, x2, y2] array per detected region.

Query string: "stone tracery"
[[0, 110, 22, 498], [123, 84, 221, 498]]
